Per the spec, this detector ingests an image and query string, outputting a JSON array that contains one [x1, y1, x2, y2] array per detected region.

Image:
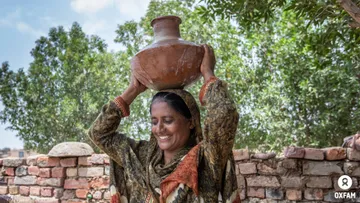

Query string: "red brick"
[[324, 147, 346, 160], [89, 178, 109, 189], [19, 186, 30, 196], [34, 198, 59, 203], [62, 190, 76, 199], [37, 178, 64, 187], [37, 157, 60, 167], [41, 187, 54, 197], [60, 158, 77, 167], [238, 163, 257, 174], [30, 186, 41, 196], [75, 189, 89, 199], [104, 155, 110, 165], [233, 149, 249, 161], [247, 187, 265, 198], [78, 157, 91, 166], [0, 159, 3, 166], [0, 186, 8, 195], [63, 200, 87, 203], [286, 189, 302, 200], [28, 166, 40, 175], [5, 167, 15, 176], [52, 167, 65, 178], [39, 168, 51, 178], [64, 178, 90, 189]]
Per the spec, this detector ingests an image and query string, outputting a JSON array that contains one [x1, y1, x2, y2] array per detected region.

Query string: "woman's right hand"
[[121, 74, 147, 105]]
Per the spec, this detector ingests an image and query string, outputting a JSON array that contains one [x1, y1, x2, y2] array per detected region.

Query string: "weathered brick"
[[62, 200, 86, 203], [19, 186, 30, 196], [37, 178, 64, 187], [324, 190, 344, 202], [286, 189, 302, 200], [11, 196, 34, 203], [92, 191, 102, 200], [61, 190, 76, 200], [284, 147, 305, 158], [3, 158, 24, 167], [104, 165, 110, 176], [5, 167, 15, 176], [239, 189, 246, 200], [103, 155, 110, 165], [257, 162, 277, 175], [60, 158, 77, 167], [347, 148, 360, 161], [75, 189, 89, 199], [54, 188, 64, 199], [281, 176, 303, 188], [266, 188, 284, 200], [246, 176, 280, 187], [236, 175, 245, 189], [104, 191, 110, 200], [303, 161, 343, 175], [78, 167, 103, 177], [66, 168, 78, 177], [251, 152, 276, 159], [27, 155, 46, 166], [16, 166, 28, 176], [64, 178, 89, 189], [33, 197, 59, 203], [30, 186, 41, 196], [37, 157, 60, 167], [6, 177, 14, 185], [304, 148, 324, 160], [344, 162, 360, 177], [324, 147, 346, 160], [306, 177, 332, 188], [89, 178, 109, 189], [28, 166, 40, 176], [304, 188, 323, 200], [41, 187, 54, 197], [0, 159, 2, 166], [14, 176, 37, 185], [78, 157, 92, 166], [9, 185, 19, 195], [281, 159, 297, 169], [238, 163, 257, 174], [90, 154, 106, 165], [39, 168, 51, 178], [52, 167, 65, 178], [333, 176, 358, 191], [247, 188, 265, 198], [233, 149, 250, 161], [0, 186, 8, 195]]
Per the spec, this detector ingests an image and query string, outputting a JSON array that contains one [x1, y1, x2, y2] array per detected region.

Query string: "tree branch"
[[338, 0, 360, 24]]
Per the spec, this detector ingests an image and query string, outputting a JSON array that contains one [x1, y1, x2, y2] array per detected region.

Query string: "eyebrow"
[[151, 116, 174, 119]]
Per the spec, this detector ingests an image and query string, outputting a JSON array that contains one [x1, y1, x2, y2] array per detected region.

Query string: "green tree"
[[0, 23, 121, 153]]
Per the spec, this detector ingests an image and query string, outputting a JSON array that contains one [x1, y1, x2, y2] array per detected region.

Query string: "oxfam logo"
[[338, 175, 352, 190]]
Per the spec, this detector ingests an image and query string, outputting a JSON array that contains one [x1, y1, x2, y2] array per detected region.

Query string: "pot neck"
[[152, 16, 181, 42]]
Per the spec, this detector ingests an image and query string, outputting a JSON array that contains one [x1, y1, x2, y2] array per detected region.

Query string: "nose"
[[155, 121, 165, 134]]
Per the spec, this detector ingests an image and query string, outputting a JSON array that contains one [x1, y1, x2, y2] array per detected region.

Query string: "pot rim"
[[150, 15, 182, 27]]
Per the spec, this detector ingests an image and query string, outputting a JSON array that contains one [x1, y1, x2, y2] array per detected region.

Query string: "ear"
[[189, 120, 195, 129]]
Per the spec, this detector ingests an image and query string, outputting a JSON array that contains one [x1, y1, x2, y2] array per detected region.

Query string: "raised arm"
[[199, 45, 239, 178], [88, 75, 148, 167]]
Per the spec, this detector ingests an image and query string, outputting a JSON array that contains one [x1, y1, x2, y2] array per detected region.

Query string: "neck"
[[163, 149, 180, 165]]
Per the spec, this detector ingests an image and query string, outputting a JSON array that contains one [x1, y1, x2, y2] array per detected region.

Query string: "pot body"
[[131, 16, 204, 90]]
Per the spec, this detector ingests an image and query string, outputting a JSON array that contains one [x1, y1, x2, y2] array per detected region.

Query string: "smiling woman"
[[88, 44, 240, 203]]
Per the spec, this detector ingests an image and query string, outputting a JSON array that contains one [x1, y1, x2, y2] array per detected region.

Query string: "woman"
[[88, 45, 240, 203]]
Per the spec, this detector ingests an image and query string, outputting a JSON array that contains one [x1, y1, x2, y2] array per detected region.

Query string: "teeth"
[[159, 136, 169, 140]]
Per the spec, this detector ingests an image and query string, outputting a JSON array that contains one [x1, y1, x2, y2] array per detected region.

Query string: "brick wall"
[[0, 144, 360, 202]]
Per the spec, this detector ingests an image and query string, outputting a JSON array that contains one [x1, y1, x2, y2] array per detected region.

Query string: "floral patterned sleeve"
[[87, 99, 149, 167], [199, 77, 239, 178]]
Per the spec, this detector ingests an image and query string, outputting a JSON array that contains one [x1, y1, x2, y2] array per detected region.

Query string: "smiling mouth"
[[158, 135, 170, 140]]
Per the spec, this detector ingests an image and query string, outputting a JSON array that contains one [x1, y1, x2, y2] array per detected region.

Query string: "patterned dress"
[[88, 77, 240, 203]]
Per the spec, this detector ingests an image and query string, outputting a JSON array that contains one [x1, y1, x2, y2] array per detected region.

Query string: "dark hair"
[[150, 92, 192, 119]]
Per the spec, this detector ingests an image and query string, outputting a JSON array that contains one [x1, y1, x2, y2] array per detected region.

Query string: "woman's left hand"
[[200, 44, 216, 82]]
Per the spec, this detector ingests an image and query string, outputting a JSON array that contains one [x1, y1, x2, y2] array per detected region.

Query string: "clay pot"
[[131, 16, 204, 90]]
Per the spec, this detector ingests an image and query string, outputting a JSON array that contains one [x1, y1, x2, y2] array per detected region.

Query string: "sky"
[[0, 0, 151, 149]]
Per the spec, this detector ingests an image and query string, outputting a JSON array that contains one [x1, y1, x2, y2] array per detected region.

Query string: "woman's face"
[[151, 101, 192, 153]]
